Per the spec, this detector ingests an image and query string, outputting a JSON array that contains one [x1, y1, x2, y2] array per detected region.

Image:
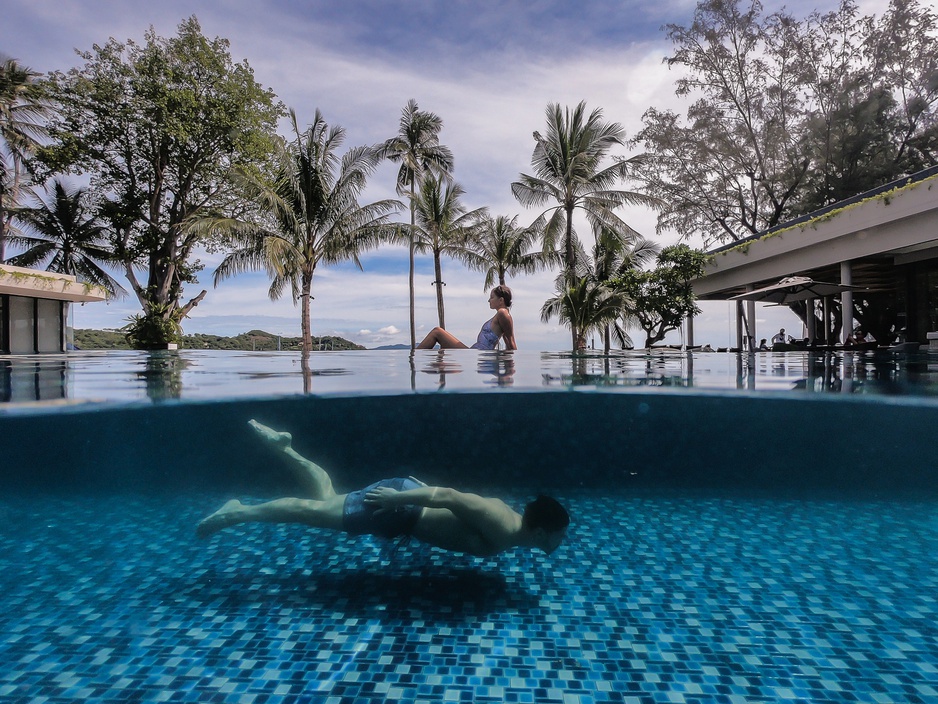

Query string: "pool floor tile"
[[0, 490, 936, 703]]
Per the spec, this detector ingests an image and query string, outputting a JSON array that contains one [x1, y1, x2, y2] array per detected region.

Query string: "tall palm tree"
[[540, 275, 631, 351], [512, 101, 657, 347], [410, 174, 485, 328], [0, 56, 51, 260], [378, 100, 454, 349], [458, 214, 557, 289], [213, 109, 399, 354], [7, 179, 124, 297], [591, 225, 658, 353]]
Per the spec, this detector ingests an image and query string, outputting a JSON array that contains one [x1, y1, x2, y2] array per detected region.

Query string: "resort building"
[[0, 263, 108, 354], [691, 165, 938, 349]]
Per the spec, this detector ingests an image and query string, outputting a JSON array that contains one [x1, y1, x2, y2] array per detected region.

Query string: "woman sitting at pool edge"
[[418, 285, 517, 350]]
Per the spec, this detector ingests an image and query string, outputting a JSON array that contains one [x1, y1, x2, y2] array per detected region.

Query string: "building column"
[[822, 296, 831, 344], [747, 298, 756, 351], [735, 300, 744, 351], [806, 298, 816, 343], [840, 261, 853, 342], [686, 313, 694, 348]]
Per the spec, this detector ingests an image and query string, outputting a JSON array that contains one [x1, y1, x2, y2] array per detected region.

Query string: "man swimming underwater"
[[197, 420, 569, 557]]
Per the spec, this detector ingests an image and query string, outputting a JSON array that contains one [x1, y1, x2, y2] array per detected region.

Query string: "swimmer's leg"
[[248, 419, 336, 499], [417, 327, 468, 349], [197, 495, 345, 538]]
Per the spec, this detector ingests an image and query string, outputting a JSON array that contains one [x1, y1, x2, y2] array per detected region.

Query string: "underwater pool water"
[[1, 353, 936, 703]]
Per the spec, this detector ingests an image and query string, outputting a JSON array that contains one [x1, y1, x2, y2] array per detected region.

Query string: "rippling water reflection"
[[2, 347, 938, 404]]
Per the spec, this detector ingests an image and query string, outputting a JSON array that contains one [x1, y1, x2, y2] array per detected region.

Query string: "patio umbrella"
[[729, 276, 863, 305]]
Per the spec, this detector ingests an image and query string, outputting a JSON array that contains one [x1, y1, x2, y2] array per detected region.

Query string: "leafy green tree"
[[635, 0, 810, 246], [459, 214, 557, 289], [211, 110, 399, 354], [795, 1, 909, 212], [614, 244, 708, 349], [409, 174, 485, 328], [40, 17, 283, 347], [872, 0, 938, 170], [0, 56, 50, 260], [512, 101, 655, 347], [378, 100, 454, 349], [6, 178, 125, 296], [636, 0, 938, 246]]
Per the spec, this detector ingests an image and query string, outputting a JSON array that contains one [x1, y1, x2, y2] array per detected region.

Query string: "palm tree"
[[378, 100, 454, 349], [458, 214, 557, 289], [590, 225, 658, 353], [0, 56, 51, 260], [512, 101, 657, 347], [540, 275, 631, 351], [410, 174, 486, 328], [6, 179, 124, 296], [213, 109, 399, 354]]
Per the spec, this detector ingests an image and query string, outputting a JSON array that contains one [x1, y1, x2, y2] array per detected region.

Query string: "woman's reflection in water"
[[478, 352, 515, 386]]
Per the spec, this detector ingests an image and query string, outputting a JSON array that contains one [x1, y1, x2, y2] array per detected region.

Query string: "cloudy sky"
[[3, 0, 888, 349]]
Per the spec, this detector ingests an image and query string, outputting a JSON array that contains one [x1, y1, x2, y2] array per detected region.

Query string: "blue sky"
[[2, 0, 888, 349]]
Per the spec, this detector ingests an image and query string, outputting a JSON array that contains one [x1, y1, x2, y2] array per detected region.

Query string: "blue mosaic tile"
[[0, 490, 936, 702]]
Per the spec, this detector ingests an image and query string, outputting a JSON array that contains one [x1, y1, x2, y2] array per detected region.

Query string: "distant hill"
[[73, 328, 365, 351]]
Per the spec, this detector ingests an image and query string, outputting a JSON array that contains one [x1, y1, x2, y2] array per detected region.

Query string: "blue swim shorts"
[[342, 477, 423, 539]]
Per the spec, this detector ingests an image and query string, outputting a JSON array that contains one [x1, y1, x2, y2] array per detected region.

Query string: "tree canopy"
[[513, 101, 657, 347], [212, 109, 399, 354], [378, 99, 454, 349], [40, 16, 283, 347], [614, 245, 709, 349], [7, 178, 125, 297], [635, 0, 938, 247], [0, 56, 50, 260]]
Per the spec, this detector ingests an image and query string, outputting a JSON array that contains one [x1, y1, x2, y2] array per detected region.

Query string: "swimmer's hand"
[[364, 477, 425, 503], [364, 486, 400, 508]]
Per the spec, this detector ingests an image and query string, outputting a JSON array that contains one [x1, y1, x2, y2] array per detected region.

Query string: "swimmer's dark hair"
[[492, 285, 512, 308], [522, 495, 570, 533]]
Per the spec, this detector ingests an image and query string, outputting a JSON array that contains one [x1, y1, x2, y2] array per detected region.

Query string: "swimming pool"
[[1, 351, 937, 702], [3, 348, 938, 403]]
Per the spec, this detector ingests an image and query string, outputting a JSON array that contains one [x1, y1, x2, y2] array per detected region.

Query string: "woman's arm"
[[496, 309, 517, 350]]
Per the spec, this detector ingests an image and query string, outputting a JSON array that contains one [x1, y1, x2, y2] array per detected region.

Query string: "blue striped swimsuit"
[[470, 319, 500, 350]]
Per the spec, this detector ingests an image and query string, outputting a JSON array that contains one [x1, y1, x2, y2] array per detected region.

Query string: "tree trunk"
[[409, 183, 416, 350], [0, 212, 8, 261], [301, 271, 313, 355], [0, 156, 24, 261], [434, 250, 445, 329], [300, 351, 312, 394], [565, 205, 577, 349]]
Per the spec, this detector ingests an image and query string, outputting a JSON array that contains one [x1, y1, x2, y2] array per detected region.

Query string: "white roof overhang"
[[693, 175, 938, 299], [0, 264, 109, 303]]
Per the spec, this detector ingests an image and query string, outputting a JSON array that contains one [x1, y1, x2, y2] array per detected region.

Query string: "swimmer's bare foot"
[[248, 419, 292, 450], [197, 499, 244, 538]]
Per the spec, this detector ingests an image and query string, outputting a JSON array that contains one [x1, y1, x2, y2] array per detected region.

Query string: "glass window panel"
[[9, 296, 35, 354], [0, 296, 6, 353], [36, 298, 63, 352]]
